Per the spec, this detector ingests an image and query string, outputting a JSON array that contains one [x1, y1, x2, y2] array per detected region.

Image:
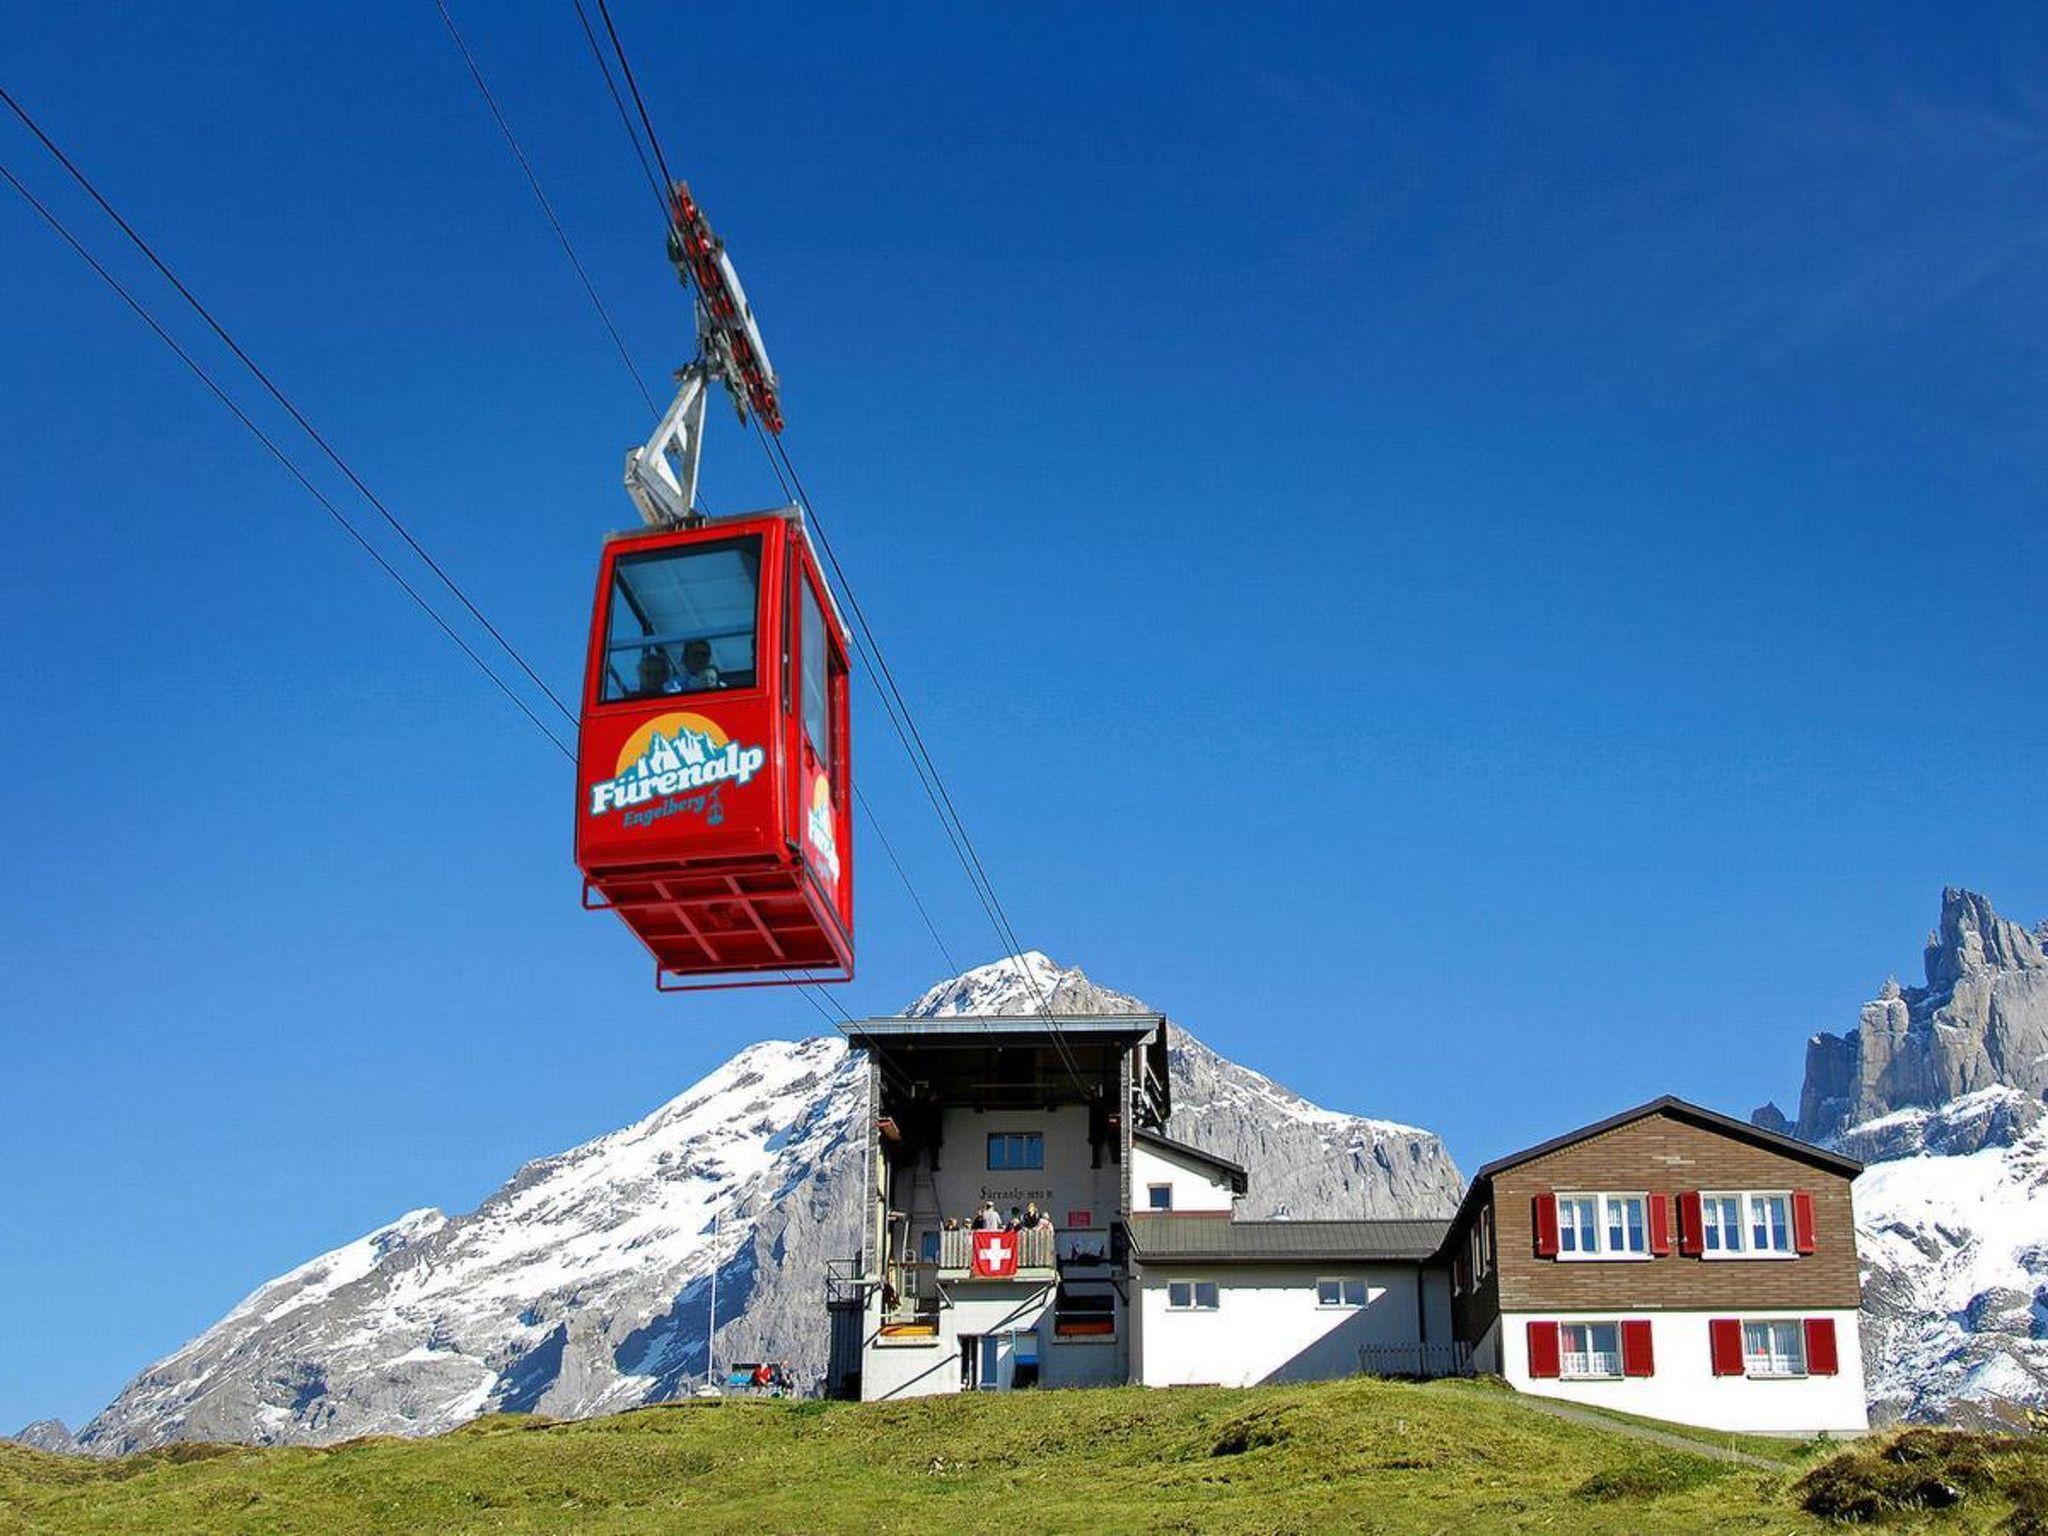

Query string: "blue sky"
[[3, 1, 2045, 1431]]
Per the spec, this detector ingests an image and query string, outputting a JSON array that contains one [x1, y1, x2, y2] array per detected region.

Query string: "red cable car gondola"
[[575, 182, 853, 990], [576, 510, 853, 989]]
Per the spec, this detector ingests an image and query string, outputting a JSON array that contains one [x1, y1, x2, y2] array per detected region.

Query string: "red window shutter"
[[1621, 1318, 1655, 1377], [1532, 1193, 1560, 1258], [1647, 1193, 1672, 1256], [1804, 1317, 1839, 1376], [1708, 1317, 1744, 1377], [1677, 1191, 1704, 1256], [1792, 1190, 1817, 1254], [1526, 1320, 1561, 1379]]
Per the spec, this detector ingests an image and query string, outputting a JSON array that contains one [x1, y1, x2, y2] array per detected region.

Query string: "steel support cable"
[[568, 0, 666, 217], [762, 430, 1091, 1089], [0, 85, 581, 737], [746, 436, 1053, 1055], [433, 0, 660, 419], [590, 0, 678, 203], [0, 160, 577, 763], [856, 785, 960, 977]]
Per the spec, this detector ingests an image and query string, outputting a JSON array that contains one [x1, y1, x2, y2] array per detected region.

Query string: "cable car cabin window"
[[800, 581, 831, 769], [601, 538, 761, 703]]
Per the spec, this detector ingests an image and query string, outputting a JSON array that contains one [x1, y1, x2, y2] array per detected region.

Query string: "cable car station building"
[[825, 1011, 1457, 1401], [823, 1013, 1869, 1438], [829, 1012, 1173, 1397]]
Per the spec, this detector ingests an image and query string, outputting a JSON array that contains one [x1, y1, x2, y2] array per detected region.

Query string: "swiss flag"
[[972, 1230, 1019, 1278]]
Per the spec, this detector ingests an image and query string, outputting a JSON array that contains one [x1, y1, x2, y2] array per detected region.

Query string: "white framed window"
[[1556, 1193, 1649, 1259], [1742, 1319, 1806, 1377], [1316, 1277, 1370, 1308], [1147, 1184, 1173, 1211], [1477, 1208, 1493, 1279], [1559, 1321, 1622, 1380], [1702, 1192, 1794, 1258], [1166, 1279, 1219, 1311]]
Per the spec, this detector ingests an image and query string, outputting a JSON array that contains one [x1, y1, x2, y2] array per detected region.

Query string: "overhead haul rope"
[[578, 8, 1096, 1097], [432, 0, 660, 420], [0, 84, 582, 740], [0, 158, 576, 763]]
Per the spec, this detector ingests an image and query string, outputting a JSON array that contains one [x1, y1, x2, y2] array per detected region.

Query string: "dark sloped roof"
[[1471, 1095, 1862, 1183], [1129, 1214, 1449, 1264], [1132, 1128, 1249, 1193]]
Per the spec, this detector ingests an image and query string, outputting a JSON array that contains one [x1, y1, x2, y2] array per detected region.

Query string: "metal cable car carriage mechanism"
[[574, 184, 853, 991]]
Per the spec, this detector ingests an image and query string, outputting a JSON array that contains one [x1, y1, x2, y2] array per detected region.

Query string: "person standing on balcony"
[[974, 1200, 1003, 1231]]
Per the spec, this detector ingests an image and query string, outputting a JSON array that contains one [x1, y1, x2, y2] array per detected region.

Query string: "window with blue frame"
[[987, 1132, 1044, 1171]]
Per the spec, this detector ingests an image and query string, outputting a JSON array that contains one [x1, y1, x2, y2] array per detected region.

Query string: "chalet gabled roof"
[[1469, 1095, 1862, 1183], [1132, 1127, 1249, 1194]]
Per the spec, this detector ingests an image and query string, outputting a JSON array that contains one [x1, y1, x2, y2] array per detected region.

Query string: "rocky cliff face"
[[1777, 889, 2048, 1148], [77, 954, 1463, 1453], [1757, 889, 2048, 1426]]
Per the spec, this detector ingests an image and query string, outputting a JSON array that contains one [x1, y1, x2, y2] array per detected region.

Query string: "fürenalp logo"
[[589, 713, 766, 818]]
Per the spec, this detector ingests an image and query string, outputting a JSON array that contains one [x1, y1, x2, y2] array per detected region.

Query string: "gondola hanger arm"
[[622, 183, 784, 530]]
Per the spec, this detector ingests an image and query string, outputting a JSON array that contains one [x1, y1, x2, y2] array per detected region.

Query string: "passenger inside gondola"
[[635, 649, 678, 697], [676, 638, 721, 691]]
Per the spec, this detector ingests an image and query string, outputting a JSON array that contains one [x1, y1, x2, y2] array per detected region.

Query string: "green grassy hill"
[[1, 1378, 2036, 1535]]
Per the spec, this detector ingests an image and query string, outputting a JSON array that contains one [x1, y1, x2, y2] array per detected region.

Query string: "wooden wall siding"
[[1481, 1113, 1860, 1316]]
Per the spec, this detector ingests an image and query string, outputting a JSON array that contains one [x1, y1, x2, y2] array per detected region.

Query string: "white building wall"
[[898, 1106, 1121, 1259], [1129, 1140, 1236, 1213], [1499, 1309, 1868, 1436], [1137, 1264, 1430, 1388], [859, 1283, 1127, 1400]]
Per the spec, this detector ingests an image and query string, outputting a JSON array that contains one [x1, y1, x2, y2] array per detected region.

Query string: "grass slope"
[[0, 1378, 2020, 1535]]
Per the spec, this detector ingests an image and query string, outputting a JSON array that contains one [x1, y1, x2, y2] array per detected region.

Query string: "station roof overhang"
[[848, 1013, 1166, 1051], [850, 1013, 1170, 1115]]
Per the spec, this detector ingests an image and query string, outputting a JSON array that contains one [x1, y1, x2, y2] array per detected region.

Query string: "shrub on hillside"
[[1796, 1428, 2048, 1527]]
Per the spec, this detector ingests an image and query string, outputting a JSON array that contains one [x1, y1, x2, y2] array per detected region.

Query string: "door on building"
[[960, 1333, 1016, 1391]]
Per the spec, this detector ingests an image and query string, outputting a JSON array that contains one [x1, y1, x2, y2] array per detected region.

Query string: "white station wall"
[[1129, 1139, 1237, 1213], [1498, 1309, 1869, 1436], [1137, 1265, 1434, 1388], [901, 1106, 1122, 1253]]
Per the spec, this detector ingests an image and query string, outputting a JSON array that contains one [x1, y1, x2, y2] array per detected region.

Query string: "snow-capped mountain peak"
[[905, 950, 1145, 1020]]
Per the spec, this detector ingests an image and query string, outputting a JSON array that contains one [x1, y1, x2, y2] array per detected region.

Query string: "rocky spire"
[[1767, 889, 2048, 1148]]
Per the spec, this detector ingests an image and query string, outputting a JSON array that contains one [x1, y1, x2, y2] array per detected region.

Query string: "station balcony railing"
[[937, 1225, 1056, 1277]]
